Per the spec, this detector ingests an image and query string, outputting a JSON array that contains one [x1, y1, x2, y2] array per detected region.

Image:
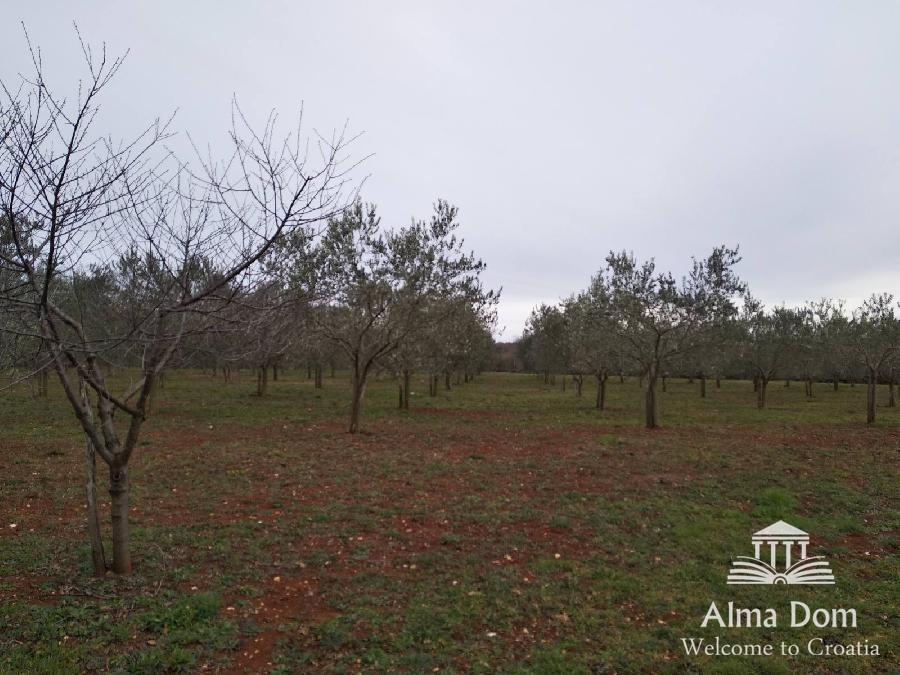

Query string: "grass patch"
[[0, 370, 897, 671]]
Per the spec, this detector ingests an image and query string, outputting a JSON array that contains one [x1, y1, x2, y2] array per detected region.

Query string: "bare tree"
[[0, 32, 355, 573], [235, 283, 300, 396]]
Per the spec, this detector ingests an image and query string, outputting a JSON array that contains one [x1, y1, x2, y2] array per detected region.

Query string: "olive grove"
[[521, 250, 900, 428], [0, 34, 497, 574]]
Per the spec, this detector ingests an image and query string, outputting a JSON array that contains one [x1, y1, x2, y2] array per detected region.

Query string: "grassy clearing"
[[0, 370, 898, 673]]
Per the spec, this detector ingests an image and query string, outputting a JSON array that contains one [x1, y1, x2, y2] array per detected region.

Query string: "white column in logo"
[[730, 522, 835, 586], [750, 522, 813, 573]]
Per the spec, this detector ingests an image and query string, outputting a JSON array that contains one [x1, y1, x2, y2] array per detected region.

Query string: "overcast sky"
[[3, 2, 900, 338]]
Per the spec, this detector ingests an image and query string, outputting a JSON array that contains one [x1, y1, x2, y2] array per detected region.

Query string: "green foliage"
[[753, 487, 798, 522], [139, 592, 222, 634], [123, 645, 197, 673]]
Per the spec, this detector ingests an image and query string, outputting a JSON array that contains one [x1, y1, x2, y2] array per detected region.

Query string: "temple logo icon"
[[726, 521, 836, 585]]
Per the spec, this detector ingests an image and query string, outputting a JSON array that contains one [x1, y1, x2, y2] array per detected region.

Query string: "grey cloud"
[[3, 1, 899, 337]]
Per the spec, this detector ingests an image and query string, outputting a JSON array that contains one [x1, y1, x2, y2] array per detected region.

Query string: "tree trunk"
[[146, 373, 156, 418], [644, 366, 659, 429], [889, 370, 896, 408], [543, 370, 549, 384], [833, 375, 839, 391], [445, 371, 451, 391], [661, 376, 667, 392], [464, 372, 469, 383], [699, 374, 706, 398], [806, 378, 814, 398], [315, 365, 323, 389], [330, 363, 335, 378], [257, 365, 268, 396], [109, 465, 131, 574], [574, 375, 582, 397], [866, 369, 876, 424], [784, 379, 790, 387], [403, 369, 411, 409], [349, 373, 368, 433], [307, 364, 312, 379], [561, 376, 566, 392], [85, 443, 105, 574], [81, 379, 106, 575], [757, 377, 768, 409], [595, 373, 607, 410], [716, 377, 721, 389], [398, 383, 404, 409]]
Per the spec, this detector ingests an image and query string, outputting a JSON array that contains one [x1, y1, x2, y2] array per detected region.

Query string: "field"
[[1, 370, 897, 673]]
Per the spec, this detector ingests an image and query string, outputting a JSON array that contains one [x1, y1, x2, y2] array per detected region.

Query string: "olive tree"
[[809, 298, 849, 392], [562, 276, 619, 409], [524, 303, 568, 385], [849, 293, 898, 424], [739, 301, 802, 409], [307, 200, 496, 433], [600, 246, 744, 428]]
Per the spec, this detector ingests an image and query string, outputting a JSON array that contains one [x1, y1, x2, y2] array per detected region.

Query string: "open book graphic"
[[727, 556, 835, 585]]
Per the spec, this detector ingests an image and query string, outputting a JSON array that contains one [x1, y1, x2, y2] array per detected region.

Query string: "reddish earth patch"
[[4, 400, 895, 671], [0, 497, 87, 538], [826, 531, 897, 560], [2, 574, 55, 605], [222, 574, 337, 674], [215, 508, 607, 671]]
